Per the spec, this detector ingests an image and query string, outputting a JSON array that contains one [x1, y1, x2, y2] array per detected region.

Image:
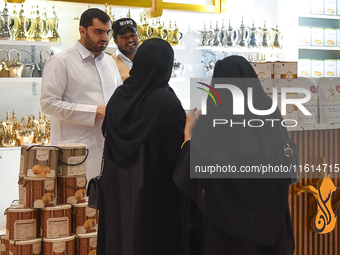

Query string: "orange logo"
[[298, 171, 340, 234]]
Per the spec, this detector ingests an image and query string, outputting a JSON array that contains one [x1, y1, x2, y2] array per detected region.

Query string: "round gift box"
[[5, 207, 38, 240], [23, 177, 56, 208], [0, 235, 9, 255], [18, 174, 25, 205], [40, 204, 72, 239], [57, 143, 87, 177], [43, 235, 75, 255], [57, 176, 87, 204], [21, 144, 58, 178], [9, 238, 42, 255], [72, 202, 98, 234], [76, 233, 97, 255]]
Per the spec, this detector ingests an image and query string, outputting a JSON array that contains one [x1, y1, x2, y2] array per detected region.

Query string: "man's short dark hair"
[[80, 8, 111, 29]]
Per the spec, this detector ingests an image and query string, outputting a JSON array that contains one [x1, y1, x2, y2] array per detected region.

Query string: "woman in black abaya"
[[97, 38, 186, 255], [174, 55, 298, 255]]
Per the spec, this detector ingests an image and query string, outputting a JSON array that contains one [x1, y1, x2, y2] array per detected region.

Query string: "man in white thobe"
[[40, 8, 122, 180]]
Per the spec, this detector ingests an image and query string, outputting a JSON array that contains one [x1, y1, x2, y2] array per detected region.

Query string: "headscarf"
[[174, 56, 296, 250], [192, 55, 288, 162], [102, 38, 182, 167]]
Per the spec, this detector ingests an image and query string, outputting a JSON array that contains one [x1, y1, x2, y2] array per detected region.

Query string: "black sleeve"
[[156, 105, 186, 164]]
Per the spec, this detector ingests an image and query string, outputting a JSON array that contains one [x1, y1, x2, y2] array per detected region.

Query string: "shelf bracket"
[[32, 82, 37, 95], [31, 45, 36, 62]]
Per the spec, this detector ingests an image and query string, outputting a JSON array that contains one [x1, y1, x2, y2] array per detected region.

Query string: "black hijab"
[[174, 56, 296, 251], [102, 38, 182, 167], [192, 55, 288, 162]]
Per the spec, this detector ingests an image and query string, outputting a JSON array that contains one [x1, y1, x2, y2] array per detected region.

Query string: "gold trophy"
[[149, 19, 157, 38], [48, 6, 61, 42], [272, 22, 283, 49], [26, 6, 36, 40], [15, 4, 28, 41], [109, 7, 115, 43], [32, 6, 43, 41], [9, 5, 19, 39], [137, 12, 143, 39], [0, 110, 17, 147], [33, 110, 49, 144], [42, 7, 49, 41], [166, 20, 173, 45], [170, 21, 182, 46], [126, 9, 131, 18], [140, 13, 153, 44]]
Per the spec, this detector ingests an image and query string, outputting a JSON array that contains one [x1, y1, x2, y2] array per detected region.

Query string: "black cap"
[[112, 18, 137, 37]]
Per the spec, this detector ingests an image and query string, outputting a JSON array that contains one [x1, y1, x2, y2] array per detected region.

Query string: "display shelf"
[[0, 147, 20, 151], [0, 40, 62, 47], [107, 43, 186, 50], [298, 45, 340, 50], [170, 77, 186, 82], [299, 14, 340, 20], [287, 123, 340, 131], [0, 77, 41, 83], [195, 46, 283, 53]]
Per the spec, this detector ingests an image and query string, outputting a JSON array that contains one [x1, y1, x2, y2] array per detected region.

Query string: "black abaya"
[[173, 56, 298, 255], [97, 39, 187, 255]]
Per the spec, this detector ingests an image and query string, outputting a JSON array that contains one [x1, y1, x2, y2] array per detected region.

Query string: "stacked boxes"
[[2, 143, 98, 255]]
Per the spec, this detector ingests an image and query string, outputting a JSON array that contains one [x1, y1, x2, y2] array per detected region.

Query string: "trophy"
[[222, 19, 239, 47], [137, 12, 143, 39], [32, 6, 43, 41], [199, 22, 209, 46], [48, 6, 61, 42], [139, 13, 152, 44], [149, 18, 157, 39], [126, 9, 131, 19], [259, 21, 272, 48], [0, 2, 11, 40], [15, 4, 27, 41], [165, 20, 173, 45], [210, 20, 222, 47], [247, 20, 260, 48], [171, 59, 184, 78], [33, 110, 49, 144], [170, 21, 182, 46], [0, 110, 17, 147], [9, 5, 19, 39], [207, 21, 214, 46], [26, 6, 36, 40], [152, 18, 166, 39], [272, 22, 283, 49], [109, 7, 115, 43], [42, 7, 49, 41], [237, 16, 249, 47]]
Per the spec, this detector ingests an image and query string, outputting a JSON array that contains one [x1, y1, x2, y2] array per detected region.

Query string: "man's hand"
[[96, 105, 106, 118], [184, 108, 201, 141]]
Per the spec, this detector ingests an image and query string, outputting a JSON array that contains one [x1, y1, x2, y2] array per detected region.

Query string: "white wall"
[[0, 0, 293, 120]]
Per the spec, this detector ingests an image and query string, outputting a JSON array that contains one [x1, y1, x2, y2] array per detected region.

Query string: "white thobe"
[[40, 41, 122, 180]]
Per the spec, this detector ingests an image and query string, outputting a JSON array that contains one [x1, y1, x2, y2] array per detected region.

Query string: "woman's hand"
[[184, 108, 201, 141]]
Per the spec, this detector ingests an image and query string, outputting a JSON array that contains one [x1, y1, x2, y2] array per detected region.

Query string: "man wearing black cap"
[[111, 17, 140, 81]]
